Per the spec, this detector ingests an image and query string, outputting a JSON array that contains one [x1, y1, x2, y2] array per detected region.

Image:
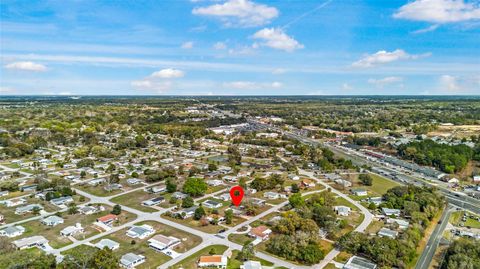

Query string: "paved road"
[[415, 206, 454, 269]]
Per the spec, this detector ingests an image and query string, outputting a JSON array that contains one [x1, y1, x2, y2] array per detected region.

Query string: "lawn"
[[12, 204, 136, 249], [76, 185, 123, 197], [110, 190, 160, 213], [342, 173, 400, 198], [90, 220, 202, 268], [228, 250, 274, 269], [228, 233, 253, 246], [464, 217, 480, 229], [162, 214, 224, 234], [171, 245, 228, 269]]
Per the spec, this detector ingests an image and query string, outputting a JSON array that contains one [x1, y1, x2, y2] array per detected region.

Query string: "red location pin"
[[229, 185, 244, 207]]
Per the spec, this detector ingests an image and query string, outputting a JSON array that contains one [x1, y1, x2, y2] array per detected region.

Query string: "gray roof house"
[[50, 196, 74, 206], [12, 235, 48, 250], [203, 200, 222, 209], [120, 253, 146, 268], [0, 225, 25, 238], [343, 256, 377, 269], [15, 204, 43, 215], [126, 224, 155, 239], [378, 228, 398, 239], [41, 215, 64, 226], [95, 239, 120, 251], [382, 208, 401, 217]]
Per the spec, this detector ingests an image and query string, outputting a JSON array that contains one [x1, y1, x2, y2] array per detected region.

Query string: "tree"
[[225, 209, 233, 225], [0, 249, 56, 269], [32, 206, 41, 215], [291, 183, 300, 193], [90, 247, 119, 269], [289, 193, 305, 208], [111, 204, 122, 215], [166, 179, 177, 193], [208, 163, 217, 171], [80, 170, 86, 178], [68, 203, 78, 215], [172, 139, 181, 147], [194, 206, 206, 220], [183, 177, 207, 197], [182, 196, 194, 208], [359, 174, 373, 186], [238, 243, 255, 261]]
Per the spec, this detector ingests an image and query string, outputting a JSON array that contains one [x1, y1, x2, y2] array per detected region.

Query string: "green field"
[[171, 244, 228, 269], [110, 190, 160, 213]]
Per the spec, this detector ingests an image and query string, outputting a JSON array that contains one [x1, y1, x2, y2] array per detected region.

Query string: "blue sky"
[[1, 0, 479, 95]]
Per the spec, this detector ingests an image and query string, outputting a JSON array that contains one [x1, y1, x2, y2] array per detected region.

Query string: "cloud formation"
[[192, 0, 279, 27], [4, 61, 47, 72], [394, 0, 480, 23], [368, 76, 403, 87], [352, 49, 430, 68], [213, 42, 227, 50], [151, 68, 185, 79], [223, 81, 282, 89], [181, 41, 194, 49], [252, 28, 303, 52]]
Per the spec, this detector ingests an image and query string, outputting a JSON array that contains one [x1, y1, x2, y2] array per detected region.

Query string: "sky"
[[1, 0, 479, 96]]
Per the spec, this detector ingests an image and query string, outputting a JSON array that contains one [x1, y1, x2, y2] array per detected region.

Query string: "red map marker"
[[230, 185, 244, 207]]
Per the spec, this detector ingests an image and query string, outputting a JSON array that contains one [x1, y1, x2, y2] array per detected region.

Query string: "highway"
[[415, 206, 454, 269]]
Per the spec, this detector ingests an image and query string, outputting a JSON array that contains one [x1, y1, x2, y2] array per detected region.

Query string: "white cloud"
[[440, 75, 461, 91], [272, 68, 286, 74], [342, 83, 353, 90], [252, 28, 304, 52], [4, 61, 47, 72], [411, 24, 440, 34], [181, 41, 194, 49], [131, 79, 173, 93], [394, 0, 480, 23], [223, 81, 283, 89], [58, 91, 73, 95], [368, 76, 404, 87], [0, 86, 15, 93], [192, 0, 279, 27], [150, 68, 185, 78], [352, 49, 430, 68], [213, 42, 227, 50]]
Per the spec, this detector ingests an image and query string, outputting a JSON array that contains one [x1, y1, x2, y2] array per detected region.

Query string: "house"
[[216, 193, 231, 201], [382, 208, 401, 217], [367, 197, 383, 206], [126, 224, 155, 239], [448, 178, 459, 184], [60, 223, 84, 237], [88, 178, 106, 186], [222, 175, 237, 182], [0, 214, 4, 224], [148, 234, 181, 251], [19, 184, 37, 192], [176, 206, 198, 219], [146, 185, 166, 194], [334, 206, 352, 216], [198, 255, 227, 269], [104, 183, 123, 192], [335, 179, 352, 187], [0, 225, 25, 237], [96, 214, 118, 227], [0, 190, 9, 197], [343, 256, 377, 269], [142, 197, 164, 206], [15, 204, 43, 215], [50, 196, 74, 206], [248, 226, 272, 241], [351, 189, 368, 196], [41, 215, 64, 226], [288, 174, 300, 181], [120, 253, 146, 268], [79, 205, 103, 215], [240, 261, 263, 269], [263, 192, 286, 200], [207, 179, 223, 186], [473, 175, 480, 183], [127, 178, 143, 185], [203, 200, 222, 209], [250, 198, 266, 206], [95, 239, 120, 251], [301, 179, 316, 188], [378, 228, 398, 239], [172, 192, 188, 200], [1, 198, 26, 207], [386, 218, 410, 230], [12, 235, 48, 250]]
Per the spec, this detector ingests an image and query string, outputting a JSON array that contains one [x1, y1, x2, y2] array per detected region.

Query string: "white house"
[[41, 215, 64, 226], [120, 253, 146, 268], [0, 225, 25, 237], [126, 224, 155, 239], [1, 198, 26, 207], [351, 189, 368, 196], [95, 239, 120, 251], [60, 223, 84, 237], [378, 228, 398, 239], [334, 206, 352, 216], [12, 236, 49, 250], [203, 200, 222, 209], [148, 234, 181, 251]]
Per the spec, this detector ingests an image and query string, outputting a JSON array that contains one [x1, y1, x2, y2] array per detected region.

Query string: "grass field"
[[228, 250, 274, 269], [110, 190, 160, 213], [90, 220, 202, 268], [171, 244, 228, 269]]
